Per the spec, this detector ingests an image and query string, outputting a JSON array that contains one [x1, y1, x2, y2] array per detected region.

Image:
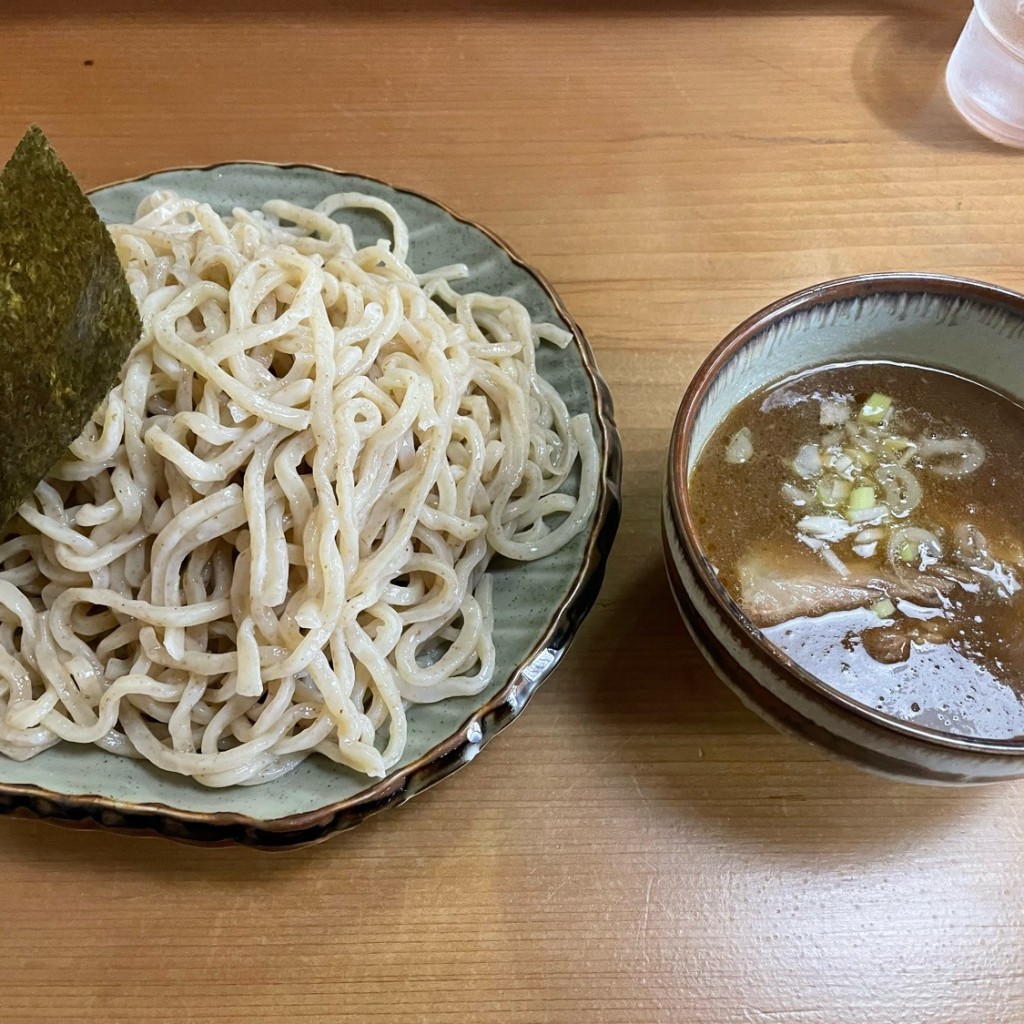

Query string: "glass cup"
[[946, 0, 1024, 147]]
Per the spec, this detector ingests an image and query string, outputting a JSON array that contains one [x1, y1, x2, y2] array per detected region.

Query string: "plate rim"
[[0, 161, 622, 849]]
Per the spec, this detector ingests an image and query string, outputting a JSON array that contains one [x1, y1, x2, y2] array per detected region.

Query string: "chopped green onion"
[[858, 392, 892, 425], [854, 526, 888, 544], [918, 436, 986, 478], [725, 427, 754, 465], [782, 481, 813, 506], [819, 399, 851, 427], [871, 598, 896, 618], [845, 503, 887, 524], [889, 527, 942, 569], [848, 485, 877, 511], [792, 443, 822, 479], [817, 477, 852, 508], [845, 447, 876, 470], [797, 514, 860, 542], [882, 436, 913, 453], [827, 451, 856, 479], [818, 545, 852, 578]]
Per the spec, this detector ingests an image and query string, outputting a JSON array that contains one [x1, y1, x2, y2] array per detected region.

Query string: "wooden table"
[[3, 1, 1023, 1021]]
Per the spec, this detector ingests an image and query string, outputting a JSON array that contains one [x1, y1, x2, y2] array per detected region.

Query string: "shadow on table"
[[851, 10, 1017, 154], [0, 778, 404, 861], [0, 795, 397, 872], [577, 546, 989, 858]]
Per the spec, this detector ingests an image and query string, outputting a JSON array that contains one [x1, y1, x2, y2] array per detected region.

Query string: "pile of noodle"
[[0, 190, 598, 786]]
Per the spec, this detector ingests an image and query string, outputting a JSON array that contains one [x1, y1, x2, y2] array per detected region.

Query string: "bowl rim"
[[668, 270, 1024, 758], [0, 160, 623, 849]]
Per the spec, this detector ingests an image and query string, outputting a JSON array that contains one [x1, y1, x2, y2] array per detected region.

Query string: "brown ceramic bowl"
[[664, 272, 1024, 785]]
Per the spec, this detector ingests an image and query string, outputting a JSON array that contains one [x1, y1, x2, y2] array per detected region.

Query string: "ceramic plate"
[[0, 163, 621, 848]]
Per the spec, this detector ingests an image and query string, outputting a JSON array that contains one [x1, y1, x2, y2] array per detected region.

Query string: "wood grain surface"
[[3, 1, 1024, 1021]]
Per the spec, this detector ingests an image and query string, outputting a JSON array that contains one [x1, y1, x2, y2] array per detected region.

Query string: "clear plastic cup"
[[946, 0, 1024, 147]]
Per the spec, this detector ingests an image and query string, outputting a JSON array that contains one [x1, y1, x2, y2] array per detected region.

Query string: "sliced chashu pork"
[[736, 545, 956, 628]]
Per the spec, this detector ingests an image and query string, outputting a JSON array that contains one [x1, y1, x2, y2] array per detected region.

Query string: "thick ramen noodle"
[[0, 190, 599, 786], [690, 361, 1024, 740]]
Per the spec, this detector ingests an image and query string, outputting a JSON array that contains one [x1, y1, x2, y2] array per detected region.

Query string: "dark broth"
[[689, 361, 1024, 740]]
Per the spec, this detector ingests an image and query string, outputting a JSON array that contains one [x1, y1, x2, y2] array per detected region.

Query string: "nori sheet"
[[0, 126, 140, 528]]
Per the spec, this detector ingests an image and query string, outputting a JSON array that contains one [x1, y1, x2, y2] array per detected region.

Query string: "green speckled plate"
[[0, 163, 621, 849]]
